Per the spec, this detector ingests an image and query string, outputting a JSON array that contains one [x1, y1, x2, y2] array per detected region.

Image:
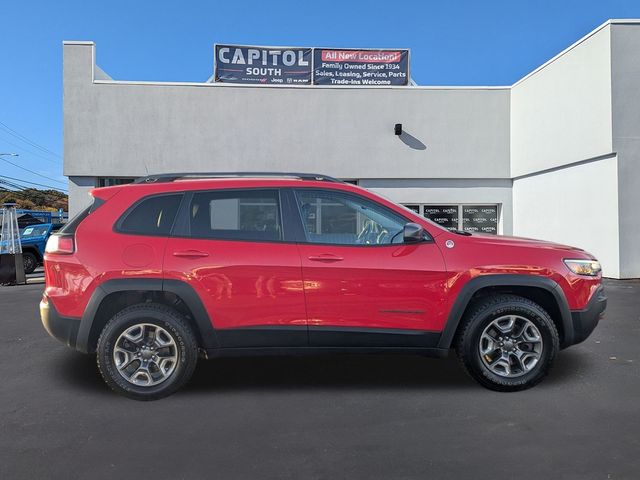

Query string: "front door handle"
[[307, 254, 344, 262], [173, 250, 209, 258]]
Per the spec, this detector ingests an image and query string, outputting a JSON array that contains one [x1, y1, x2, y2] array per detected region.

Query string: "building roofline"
[[64, 18, 640, 90], [512, 19, 640, 87], [91, 79, 510, 90], [62, 40, 95, 46]]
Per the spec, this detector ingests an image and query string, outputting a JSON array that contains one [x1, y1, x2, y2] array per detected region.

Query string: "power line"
[[0, 174, 68, 192], [0, 178, 29, 192], [0, 133, 61, 165], [0, 157, 67, 186], [0, 179, 67, 204], [0, 120, 62, 159]]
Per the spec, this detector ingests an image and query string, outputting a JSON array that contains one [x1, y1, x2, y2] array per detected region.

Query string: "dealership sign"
[[214, 44, 410, 86], [313, 48, 409, 86], [214, 44, 312, 85]]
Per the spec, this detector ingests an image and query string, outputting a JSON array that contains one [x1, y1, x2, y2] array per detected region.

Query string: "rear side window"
[[118, 194, 182, 236], [189, 189, 282, 242]]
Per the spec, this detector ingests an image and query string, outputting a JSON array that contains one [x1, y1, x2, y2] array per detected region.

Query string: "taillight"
[[45, 234, 75, 254]]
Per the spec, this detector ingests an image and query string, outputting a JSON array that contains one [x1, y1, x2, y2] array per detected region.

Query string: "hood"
[[461, 233, 586, 253]]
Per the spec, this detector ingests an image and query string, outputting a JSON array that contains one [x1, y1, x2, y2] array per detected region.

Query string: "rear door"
[[291, 188, 449, 348], [163, 188, 307, 348]]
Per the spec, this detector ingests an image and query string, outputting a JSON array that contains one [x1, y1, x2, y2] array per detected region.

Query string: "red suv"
[[41, 173, 606, 400]]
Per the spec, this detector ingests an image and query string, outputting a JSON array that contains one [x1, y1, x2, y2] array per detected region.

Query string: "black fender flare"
[[436, 274, 573, 349], [76, 278, 218, 353]]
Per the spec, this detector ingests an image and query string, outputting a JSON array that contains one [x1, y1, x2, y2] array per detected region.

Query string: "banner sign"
[[214, 44, 312, 85], [313, 48, 410, 86]]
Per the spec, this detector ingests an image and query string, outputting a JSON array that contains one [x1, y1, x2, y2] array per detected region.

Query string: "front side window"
[[189, 189, 282, 242], [295, 190, 407, 245], [118, 194, 182, 236]]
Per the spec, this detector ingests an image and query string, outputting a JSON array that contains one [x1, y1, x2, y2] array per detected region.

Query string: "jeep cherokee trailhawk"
[[40, 173, 607, 400]]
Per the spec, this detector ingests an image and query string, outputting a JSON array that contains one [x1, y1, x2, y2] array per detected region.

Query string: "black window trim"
[[170, 187, 290, 244], [290, 187, 433, 247], [59, 197, 105, 235], [114, 192, 185, 237]]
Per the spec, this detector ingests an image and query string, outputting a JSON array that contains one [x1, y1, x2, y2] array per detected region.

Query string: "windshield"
[[20, 226, 49, 238]]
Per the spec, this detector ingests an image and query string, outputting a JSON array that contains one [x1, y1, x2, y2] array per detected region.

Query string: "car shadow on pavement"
[[187, 354, 476, 392], [55, 348, 588, 395], [54, 351, 107, 394]]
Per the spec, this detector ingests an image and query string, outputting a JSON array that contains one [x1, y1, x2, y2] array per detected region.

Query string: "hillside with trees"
[[0, 188, 68, 211]]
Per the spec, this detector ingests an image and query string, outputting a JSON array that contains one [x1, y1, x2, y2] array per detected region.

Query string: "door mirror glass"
[[403, 223, 425, 243]]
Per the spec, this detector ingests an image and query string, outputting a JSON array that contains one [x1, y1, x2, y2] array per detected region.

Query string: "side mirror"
[[403, 222, 425, 243]]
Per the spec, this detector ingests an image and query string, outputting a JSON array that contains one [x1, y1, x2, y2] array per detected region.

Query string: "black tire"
[[97, 303, 198, 401], [22, 252, 38, 274], [455, 294, 559, 392]]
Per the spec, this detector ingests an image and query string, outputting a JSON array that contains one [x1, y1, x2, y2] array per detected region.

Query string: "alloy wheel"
[[479, 315, 543, 378], [113, 323, 179, 386]]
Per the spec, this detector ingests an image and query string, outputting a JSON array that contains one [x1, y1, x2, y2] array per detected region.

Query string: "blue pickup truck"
[[18, 223, 60, 274]]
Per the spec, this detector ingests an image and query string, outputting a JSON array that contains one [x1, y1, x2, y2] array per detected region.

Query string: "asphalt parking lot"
[[1, 280, 639, 479]]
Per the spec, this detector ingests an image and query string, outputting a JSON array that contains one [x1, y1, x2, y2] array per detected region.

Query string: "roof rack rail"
[[133, 172, 343, 184]]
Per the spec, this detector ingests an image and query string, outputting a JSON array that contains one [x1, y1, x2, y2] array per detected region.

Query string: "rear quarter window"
[[117, 194, 183, 236]]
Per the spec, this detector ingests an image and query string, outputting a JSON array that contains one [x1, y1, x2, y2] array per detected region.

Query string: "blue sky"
[[1, 0, 639, 192]]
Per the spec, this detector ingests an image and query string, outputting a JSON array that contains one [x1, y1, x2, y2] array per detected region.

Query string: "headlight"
[[563, 259, 601, 276]]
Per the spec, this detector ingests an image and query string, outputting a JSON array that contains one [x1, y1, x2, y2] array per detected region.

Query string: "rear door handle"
[[307, 254, 344, 262], [173, 250, 209, 258]]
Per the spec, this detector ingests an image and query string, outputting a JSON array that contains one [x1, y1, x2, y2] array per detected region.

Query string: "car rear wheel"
[[455, 294, 559, 391], [97, 303, 198, 400], [22, 252, 38, 274]]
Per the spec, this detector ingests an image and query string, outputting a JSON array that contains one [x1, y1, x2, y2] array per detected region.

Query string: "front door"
[[164, 188, 307, 348], [292, 188, 449, 347]]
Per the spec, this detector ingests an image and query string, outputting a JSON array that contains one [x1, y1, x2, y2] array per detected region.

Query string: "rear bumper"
[[40, 296, 80, 349], [569, 285, 607, 346]]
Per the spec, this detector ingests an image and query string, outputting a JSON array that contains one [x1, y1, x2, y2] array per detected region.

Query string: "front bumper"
[[569, 285, 607, 345], [40, 296, 80, 349]]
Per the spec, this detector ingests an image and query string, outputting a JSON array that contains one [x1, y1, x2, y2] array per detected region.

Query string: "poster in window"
[[423, 205, 458, 231], [403, 204, 420, 215], [462, 205, 498, 234]]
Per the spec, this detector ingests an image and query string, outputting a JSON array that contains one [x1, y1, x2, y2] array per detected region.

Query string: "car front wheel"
[[97, 303, 198, 400], [456, 294, 560, 391]]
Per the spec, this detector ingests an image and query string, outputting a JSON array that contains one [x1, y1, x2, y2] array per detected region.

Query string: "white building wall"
[[510, 24, 613, 177], [513, 156, 620, 278], [68, 176, 96, 217], [63, 43, 511, 182], [611, 23, 640, 278]]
